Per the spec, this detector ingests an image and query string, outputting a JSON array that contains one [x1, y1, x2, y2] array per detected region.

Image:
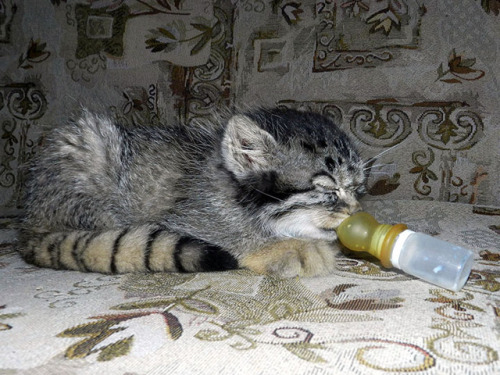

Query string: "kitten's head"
[[221, 108, 366, 241]]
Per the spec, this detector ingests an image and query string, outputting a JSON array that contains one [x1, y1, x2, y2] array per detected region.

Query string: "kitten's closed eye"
[[312, 174, 337, 192]]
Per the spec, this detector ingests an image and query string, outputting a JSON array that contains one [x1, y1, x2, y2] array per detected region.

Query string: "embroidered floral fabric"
[[0, 0, 499, 213], [1, 1, 499, 374], [1, 200, 499, 374]]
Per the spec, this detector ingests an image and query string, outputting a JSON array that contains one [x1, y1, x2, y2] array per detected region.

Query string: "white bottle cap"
[[390, 229, 415, 269]]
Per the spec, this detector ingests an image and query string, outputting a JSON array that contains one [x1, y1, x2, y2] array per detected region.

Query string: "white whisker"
[[252, 188, 310, 211], [363, 144, 399, 166], [364, 164, 385, 171], [252, 188, 284, 202]]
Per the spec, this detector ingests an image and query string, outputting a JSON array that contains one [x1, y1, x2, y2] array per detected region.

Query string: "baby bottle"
[[336, 212, 474, 291]]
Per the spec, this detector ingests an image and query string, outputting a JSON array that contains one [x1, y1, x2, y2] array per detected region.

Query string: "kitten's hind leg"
[[240, 239, 340, 277]]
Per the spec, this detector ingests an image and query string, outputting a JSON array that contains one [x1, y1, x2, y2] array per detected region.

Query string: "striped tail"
[[17, 224, 239, 273]]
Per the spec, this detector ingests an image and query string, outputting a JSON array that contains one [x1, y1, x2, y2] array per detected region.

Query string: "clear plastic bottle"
[[336, 212, 474, 291]]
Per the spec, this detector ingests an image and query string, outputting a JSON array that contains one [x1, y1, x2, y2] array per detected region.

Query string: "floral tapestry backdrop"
[[0, 2, 499, 374], [0, 0, 499, 215]]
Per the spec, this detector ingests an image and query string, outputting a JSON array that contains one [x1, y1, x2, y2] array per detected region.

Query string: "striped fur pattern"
[[19, 225, 237, 273], [18, 107, 366, 276]]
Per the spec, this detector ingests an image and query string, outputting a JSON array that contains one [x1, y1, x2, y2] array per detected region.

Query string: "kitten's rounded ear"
[[221, 114, 278, 177]]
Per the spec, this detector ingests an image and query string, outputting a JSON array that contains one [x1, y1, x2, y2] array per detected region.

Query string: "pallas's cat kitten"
[[18, 108, 366, 277]]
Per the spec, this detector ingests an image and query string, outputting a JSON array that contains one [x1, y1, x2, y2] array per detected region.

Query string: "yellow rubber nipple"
[[336, 212, 407, 268]]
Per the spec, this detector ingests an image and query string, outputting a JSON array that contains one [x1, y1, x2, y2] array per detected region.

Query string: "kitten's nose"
[[337, 190, 362, 215], [350, 201, 362, 214], [343, 200, 362, 215]]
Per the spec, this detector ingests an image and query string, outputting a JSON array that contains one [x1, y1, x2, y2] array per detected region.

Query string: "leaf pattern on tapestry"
[[0, 305, 23, 331], [436, 49, 485, 84], [424, 288, 498, 364], [91, 0, 185, 15], [145, 19, 220, 56], [17, 38, 51, 69], [282, 342, 328, 363], [58, 285, 229, 361], [58, 310, 183, 361], [479, 249, 500, 262], [476, 0, 500, 15], [1, 1, 500, 372], [321, 283, 405, 311], [280, 2, 304, 25], [341, 0, 370, 17], [59, 271, 392, 364], [366, 6, 401, 35], [368, 173, 401, 196], [468, 270, 500, 292], [410, 148, 437, 197]]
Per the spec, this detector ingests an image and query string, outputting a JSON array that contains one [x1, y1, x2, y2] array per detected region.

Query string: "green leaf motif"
[[59, 310, 183, 361], [437, 63, 445, 78], [146, 22, 214, 56], [58, 320, 119, 359], [97, 336, 134, 361], [230, 339, 257, 350], [190, 34, 211, 56], [1, 132, 19, 144], [460, 58, 476, 68], [212, 21, 222, 37], [426, 170, 438, 181], [195, 328, 230, 341], [283, 343, 327, 363], [434, 117, 458, 145], [180, 298, 218, 314], [0, 313, 23, 319], [112, 298, 177, 310], [59, 320, 116, 336], [158, 27, 177, 40], [191, 23, 210, 32], [158, 0, 172, 11]]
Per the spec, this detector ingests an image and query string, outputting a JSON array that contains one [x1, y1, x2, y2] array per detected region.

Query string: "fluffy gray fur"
[[18, 107, 366, 276]]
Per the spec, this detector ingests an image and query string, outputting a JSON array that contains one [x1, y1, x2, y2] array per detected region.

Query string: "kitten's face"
[[252, 138, 365, 241], [222, 109, 366, 241]]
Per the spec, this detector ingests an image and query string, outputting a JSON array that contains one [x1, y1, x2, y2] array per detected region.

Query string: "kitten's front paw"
[[240, 239, 340, 278]]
